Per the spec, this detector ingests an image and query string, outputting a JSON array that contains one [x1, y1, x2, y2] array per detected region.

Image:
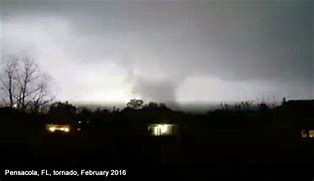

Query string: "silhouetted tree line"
[[0, 54, 312, 145], [217, 100, 274, 113], [0, 98, 308, 127]]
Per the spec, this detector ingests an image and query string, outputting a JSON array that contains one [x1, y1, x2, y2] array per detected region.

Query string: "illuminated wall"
[[147, 124, 177, 136]]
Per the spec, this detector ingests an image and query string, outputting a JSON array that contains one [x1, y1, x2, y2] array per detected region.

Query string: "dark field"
[[1, 124, 314, 180], [1, 101, 314, 180]]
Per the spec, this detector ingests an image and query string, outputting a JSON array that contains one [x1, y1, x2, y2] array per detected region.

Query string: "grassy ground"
[[1, 125, 314, 180]]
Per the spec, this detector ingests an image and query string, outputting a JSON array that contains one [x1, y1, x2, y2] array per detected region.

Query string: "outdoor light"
[[64, 127, 70, 132], [309, 130, 314, 138], [49, 127, 56, 132], [301, 129, 308, 138], [46, 124, 71, 133]]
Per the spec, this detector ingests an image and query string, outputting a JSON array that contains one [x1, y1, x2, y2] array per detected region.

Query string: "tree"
[[142, 102, 172, 112], [78, 107, 93, 120], [143, 102, 159, 110], [220, 103, 230, 111], [48, 101, 77, 121], [0, 55, 54, 112], [126, 98, 144, 109], [48, 101, 76, 115], [0, 56, 18, 108], [158, 102, 172, 111], [258, 102, 270, 112]]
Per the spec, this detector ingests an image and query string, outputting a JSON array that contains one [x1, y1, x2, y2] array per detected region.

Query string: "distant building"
[[46, 124, 71, 133], [147, 124, 178, 136], [44, 115, 78, 134]]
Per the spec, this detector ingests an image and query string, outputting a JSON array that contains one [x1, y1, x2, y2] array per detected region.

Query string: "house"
[[120, 109, 183, 137], [147, 123, 178, 136], [44, 114, 77, 134], [46, 124, 71, 133], [145, 112, 182, 137]]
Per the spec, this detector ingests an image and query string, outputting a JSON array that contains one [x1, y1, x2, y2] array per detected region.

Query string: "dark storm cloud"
[[126, 1, 313, 82], [1, 0, 313, 103]]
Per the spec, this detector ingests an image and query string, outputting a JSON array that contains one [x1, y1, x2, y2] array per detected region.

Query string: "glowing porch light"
[[301, 129, 314, 138], [49, 127, 56, 132], [301, 129, 308, 138], [46, 124, 71, 133], [64, 127, 70, 132]]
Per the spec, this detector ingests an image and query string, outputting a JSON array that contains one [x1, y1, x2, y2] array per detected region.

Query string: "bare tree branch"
[[0, 55, 54, 112]]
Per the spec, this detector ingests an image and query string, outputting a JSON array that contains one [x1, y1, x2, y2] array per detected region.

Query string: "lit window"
[[148, 124, 177, 136]]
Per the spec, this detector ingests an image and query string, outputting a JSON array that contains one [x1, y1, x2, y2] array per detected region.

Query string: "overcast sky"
[[1, 0, 313, 106]]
